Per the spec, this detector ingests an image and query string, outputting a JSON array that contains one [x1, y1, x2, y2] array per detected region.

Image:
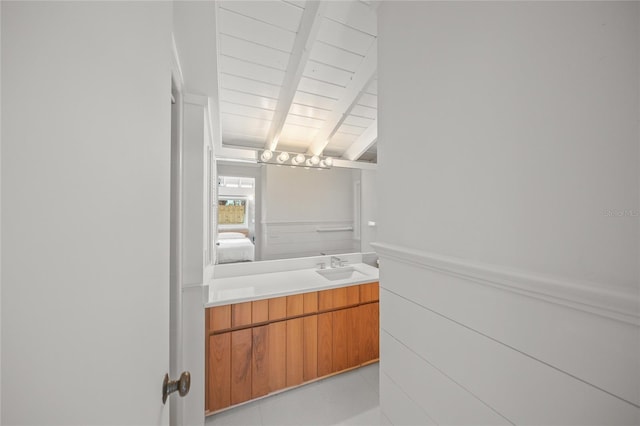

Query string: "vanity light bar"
[[258, 150, 333, 169]]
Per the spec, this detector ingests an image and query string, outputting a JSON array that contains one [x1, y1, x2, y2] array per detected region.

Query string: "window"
[[218, 198, 247, 225]]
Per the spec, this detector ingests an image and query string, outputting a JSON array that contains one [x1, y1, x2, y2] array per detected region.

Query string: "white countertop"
[[206, 262, 379, 307]]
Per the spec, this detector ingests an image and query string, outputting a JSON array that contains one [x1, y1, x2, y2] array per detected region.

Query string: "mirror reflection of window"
[[218, 199, 246, 225]]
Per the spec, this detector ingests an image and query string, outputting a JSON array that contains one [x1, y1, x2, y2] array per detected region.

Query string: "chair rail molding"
[[371, 242, 640, 326]]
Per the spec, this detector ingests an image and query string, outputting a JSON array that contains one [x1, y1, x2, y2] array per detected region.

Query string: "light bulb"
[[324, 157, 333, 167], [277, 152, 289, 163], [310, 155, 320, 165], [295, 154, 305, 164], [319, 160, 327, 168], [260, 150, 273, 162], [306, 159, 313, 167]]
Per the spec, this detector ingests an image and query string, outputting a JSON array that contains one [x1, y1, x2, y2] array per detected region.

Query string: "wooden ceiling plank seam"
[[266, 0, 327, 151], [295, 89, 338, 102], [307, 58, 357, 75], [218, 1, 303, 33], [316, 17, 375, 56], [341, 119, 377, 161], [220, 87, 279, 101], [219, 99, 276, 113], [323, 15, 377, 38], [219, 32, 293, 56], [309, 40, 365, 72], [306, 39, 377, 156], [221, 111, 274, 123], [220, 53, 288, 73], [282, 0, 305, 10]]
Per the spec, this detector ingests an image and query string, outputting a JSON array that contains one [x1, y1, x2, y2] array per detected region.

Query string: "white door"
[[1, 2, 173, 424]]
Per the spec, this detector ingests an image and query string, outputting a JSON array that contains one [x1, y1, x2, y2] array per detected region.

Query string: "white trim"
[[372, 242, 640, 326], [183, 93, 208, 106], [170, 33, 184, 89]]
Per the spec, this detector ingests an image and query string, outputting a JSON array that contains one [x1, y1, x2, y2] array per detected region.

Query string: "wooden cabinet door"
[[252, 326, 269, 398], [286, 317, 304, 387], [267, 321, 286, 393], [332, 309, 348, 373], [317, 312, 333, 377], [303, 315, 317, 382], [346, 307, 360, 368], [359, 302, 379, 363], [231, 329, 252, 405], [209, 333, 231, 411], [287, 294, 304, 317]]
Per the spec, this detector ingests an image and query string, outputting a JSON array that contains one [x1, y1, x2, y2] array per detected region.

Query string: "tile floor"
[[206, 363, 381, 426]]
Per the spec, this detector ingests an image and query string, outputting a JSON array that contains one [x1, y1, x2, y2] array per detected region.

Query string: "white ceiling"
[[216, 0, 378, 163]]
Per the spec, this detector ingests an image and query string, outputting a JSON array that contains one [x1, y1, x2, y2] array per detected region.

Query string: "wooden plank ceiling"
[[217, 0, 378, 163]]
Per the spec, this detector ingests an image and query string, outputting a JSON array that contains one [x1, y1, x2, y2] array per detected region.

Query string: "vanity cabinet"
[[205, 282, 379, 414]]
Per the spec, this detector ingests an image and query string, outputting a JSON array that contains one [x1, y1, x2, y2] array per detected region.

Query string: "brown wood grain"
[[303, 315, 318, 382], [360, 282, 379, 303], [268, 297, 287, 320], [318, 289, 334, 311], [232, 302, 252, 328], [347, 307, 360, 368], [210, 305, 231, 332], [347, 285, 360, 305], [286, 294, 304, 317], [230, 329, 252, 405], [286, 317, 304, 387], [209, 333, 231, 411], [252, 326, 269, 398], [317, 312, 333, 377], [359, 302, 379, 363], [267, 321, 286, 393], [332, 309, 348, 373], [252, 299, 269, 324], [303, 292, 318, 314]]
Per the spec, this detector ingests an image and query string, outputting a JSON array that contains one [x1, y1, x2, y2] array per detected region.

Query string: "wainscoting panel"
[[381, 331, 510, 425], [379, 369, 437, 426], [261, 221, 358, 260], [381, 289, 640, 425], [374, 242, 640, 407]]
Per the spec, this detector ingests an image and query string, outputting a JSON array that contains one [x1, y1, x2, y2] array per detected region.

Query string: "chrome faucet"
[[330, 256, 341, 268]]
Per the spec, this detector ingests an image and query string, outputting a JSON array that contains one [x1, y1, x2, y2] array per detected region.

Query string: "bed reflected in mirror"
[[216, 176, 256, 264]]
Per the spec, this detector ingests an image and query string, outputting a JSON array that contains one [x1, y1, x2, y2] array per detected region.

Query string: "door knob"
[[162, 371, 191, 404]]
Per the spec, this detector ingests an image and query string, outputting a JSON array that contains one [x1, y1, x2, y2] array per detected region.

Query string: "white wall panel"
[[381, 286, 640, 425], [379, 372, 436, 426], [379, 254, 640, 405], [381, 332, 512, 425]]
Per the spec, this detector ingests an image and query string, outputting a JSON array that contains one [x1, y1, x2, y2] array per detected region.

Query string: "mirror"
[[215, 161, 377, 264]]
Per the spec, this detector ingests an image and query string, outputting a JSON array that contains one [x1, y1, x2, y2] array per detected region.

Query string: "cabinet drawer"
[[318, 285, 360, 311], [210, 305, 231, 332], [360, 282, 379, 303], [232, 302, 252, 328]]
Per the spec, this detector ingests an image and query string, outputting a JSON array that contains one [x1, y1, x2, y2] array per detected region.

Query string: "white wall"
[[261, 166, 359, 259], [1, 2, 172, 424], [377, 2, 640, 425]]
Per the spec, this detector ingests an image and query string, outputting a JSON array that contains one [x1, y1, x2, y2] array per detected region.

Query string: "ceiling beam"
[[306, 39, 377, 156], [265, 1, 326, 151], [341, 119, 377, 161]]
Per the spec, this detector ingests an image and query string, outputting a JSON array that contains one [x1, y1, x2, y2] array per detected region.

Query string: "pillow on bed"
[[218, 232, 246, 240]]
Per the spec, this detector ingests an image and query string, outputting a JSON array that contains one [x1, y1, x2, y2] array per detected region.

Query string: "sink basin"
[[316, 266, 367, 281]]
